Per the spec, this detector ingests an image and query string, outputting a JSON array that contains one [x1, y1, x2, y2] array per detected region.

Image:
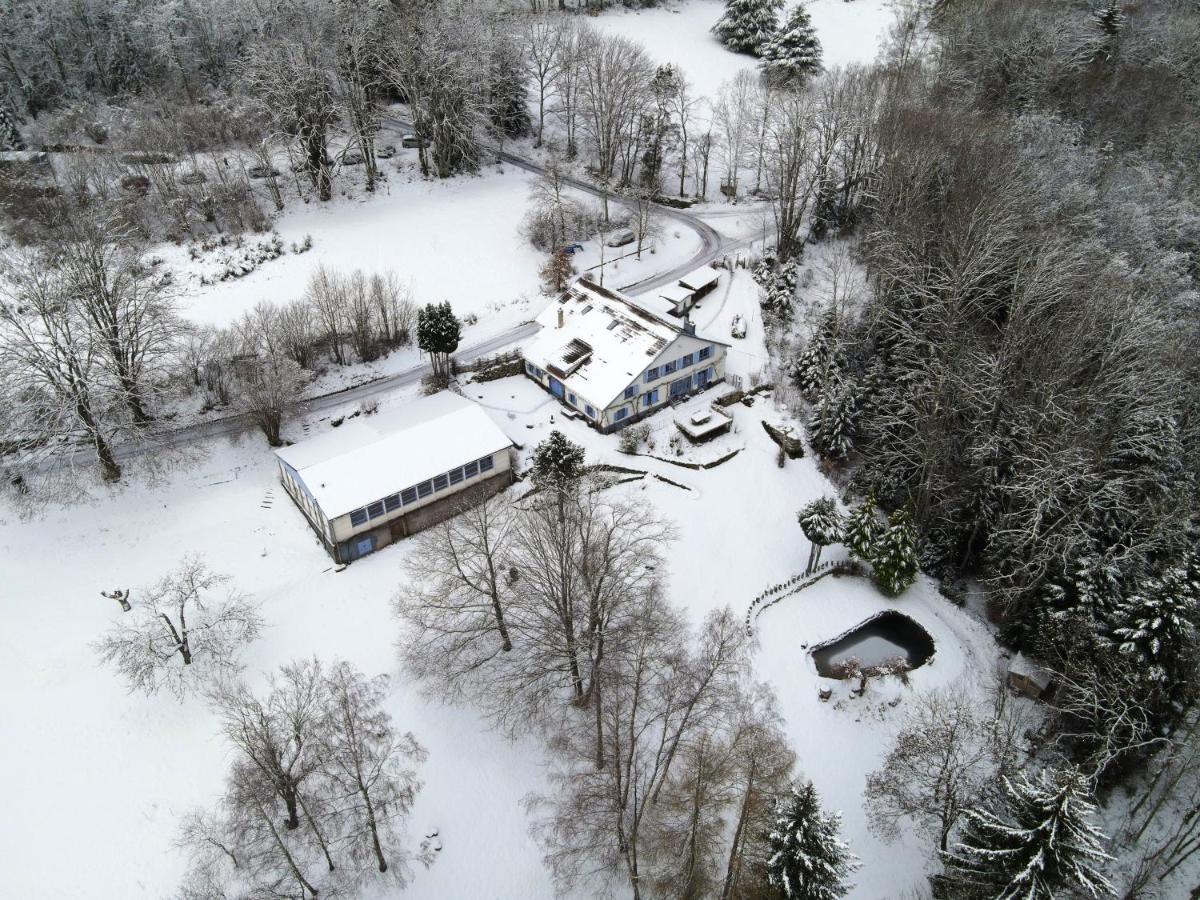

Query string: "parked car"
[[730, 315, 747, 339], [401, 135, 429, 149], [559, 242, 585, 256], [605, 228, 636, 248]]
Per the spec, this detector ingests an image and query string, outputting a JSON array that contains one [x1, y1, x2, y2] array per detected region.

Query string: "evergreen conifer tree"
[[713, 0, 785, 56], [417, 301, 461, 381], [764, 780, 859, 900], [810, 381, 857, 460], [1110, 562, 1199, 683], [0, 106, 24, 151], [531, 430, 586, 520], [872, 507, 918, 596], [844, 494, 884, 562], [798, 496, 843, 573], [1093, 0, 1126, 36], [760, 5, 823, 86], [792, 310, 841, 403], [941, 768, 1113, 900]]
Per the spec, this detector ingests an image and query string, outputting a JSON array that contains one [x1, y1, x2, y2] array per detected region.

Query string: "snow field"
[[3, 342, 1001, 900], [592, 0, 896, 101]]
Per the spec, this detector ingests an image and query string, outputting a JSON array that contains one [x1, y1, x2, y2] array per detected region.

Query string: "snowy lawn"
[[162, 156, 703, 338], [592, 0, 897, 101], [3, 367, 1000, 899]]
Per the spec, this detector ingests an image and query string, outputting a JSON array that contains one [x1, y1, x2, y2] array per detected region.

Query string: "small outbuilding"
[[275, 392, 514, 563], [1007, 652, 1054, 700]]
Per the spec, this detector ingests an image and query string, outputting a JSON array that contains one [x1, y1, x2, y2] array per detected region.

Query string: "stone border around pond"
[[808, 609, 937, 680]]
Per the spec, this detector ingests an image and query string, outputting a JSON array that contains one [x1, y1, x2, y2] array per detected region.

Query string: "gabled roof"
[[525, 279, 726, 409], [275, 392, 512, 518]]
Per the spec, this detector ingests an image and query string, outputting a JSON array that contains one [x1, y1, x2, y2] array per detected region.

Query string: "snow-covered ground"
[[164, 154, 702, 336], [0, 5, 966, 898], [592, 0, 896, 100], [1, 314, 1002, 900]]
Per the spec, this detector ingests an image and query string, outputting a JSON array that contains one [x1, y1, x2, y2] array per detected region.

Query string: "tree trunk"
[[298, 791, 336, 872], [490, 588, 513, 652], [258, 799, 319, 898], [721, 762, 757, 900]]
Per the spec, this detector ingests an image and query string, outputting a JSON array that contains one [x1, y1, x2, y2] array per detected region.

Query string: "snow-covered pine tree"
[[755, 257, 799, 322], [1110, 561, 1199, 683], [416, 301, 461, 381], [760, 5, 823, 86], [0, 105, 24, 151], [1093, 0, 1126, 36], [764, 780, 858, 900], [798, 496, 843, 573], [810, 380, 857, 460], [941, 767, 1114, 900], [871, 507, 918, 596], [712, 0, 785, 57], [844, 493, 884, 562], [531, 430, 586, 521], [792, 309, 841, 403]]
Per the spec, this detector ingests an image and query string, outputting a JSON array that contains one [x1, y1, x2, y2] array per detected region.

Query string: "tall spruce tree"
[[531, 430, 586, 521], [764, 780, 858, 900], [792, 309, 842, 403], [712, 0, 784, 57], [941, 768, 1113, 900], [810, 381, 857, 460], [1093, 0, 1126, 36], [844, 493, 884, 562], [872, 508, 919, 596], [1110, 561, 1199, 684], [760, 5, 823, 86]]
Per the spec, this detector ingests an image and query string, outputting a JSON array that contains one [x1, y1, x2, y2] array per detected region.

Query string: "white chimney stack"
[[557, 307, 565, 329]]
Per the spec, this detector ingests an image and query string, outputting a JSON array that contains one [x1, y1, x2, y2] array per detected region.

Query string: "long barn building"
[[274, 392, 514, 562]]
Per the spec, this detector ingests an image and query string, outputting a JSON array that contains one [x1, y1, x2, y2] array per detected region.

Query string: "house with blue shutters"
[[522, 279, 729, 433], [274, 392, 515, 563]]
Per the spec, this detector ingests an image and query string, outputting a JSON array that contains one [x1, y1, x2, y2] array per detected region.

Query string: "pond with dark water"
[[811, 611, 935, 678]]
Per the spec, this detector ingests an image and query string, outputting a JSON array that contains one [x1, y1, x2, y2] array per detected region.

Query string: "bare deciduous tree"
[[94, 556, 263, 697], [865, 685, 1011, 852], [322, 661, 426, 883], [395, 493, 519, 688]]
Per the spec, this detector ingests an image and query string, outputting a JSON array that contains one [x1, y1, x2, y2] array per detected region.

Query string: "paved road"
[[70, 122, 773, 466], [112, 321, 541, 462]]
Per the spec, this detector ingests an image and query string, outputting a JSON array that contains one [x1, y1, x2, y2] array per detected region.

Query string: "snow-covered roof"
[[1008, 652, 1053, 689], [656, 283, 694, 308], [274, 392, 513, 518], [678, 264, 721, 291], [525, 280, 725, 409]]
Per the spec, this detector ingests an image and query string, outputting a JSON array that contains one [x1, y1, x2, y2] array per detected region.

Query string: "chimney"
[[682, 312, 695, 336], [557, 307, 565, 329]]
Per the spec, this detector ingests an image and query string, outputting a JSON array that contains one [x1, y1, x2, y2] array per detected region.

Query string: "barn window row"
[[348, 454, 496, 527]]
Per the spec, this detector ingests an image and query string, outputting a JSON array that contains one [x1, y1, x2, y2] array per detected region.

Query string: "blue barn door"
[[548, 376, 565, 398]]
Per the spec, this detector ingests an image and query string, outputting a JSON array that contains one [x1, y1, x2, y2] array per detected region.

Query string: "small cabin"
[[1007, 652, 1054, 700]]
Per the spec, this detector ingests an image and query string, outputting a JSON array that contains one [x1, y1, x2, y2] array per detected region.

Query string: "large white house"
[[522, 279, 729, 432], [274, 392, 515, 562]]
